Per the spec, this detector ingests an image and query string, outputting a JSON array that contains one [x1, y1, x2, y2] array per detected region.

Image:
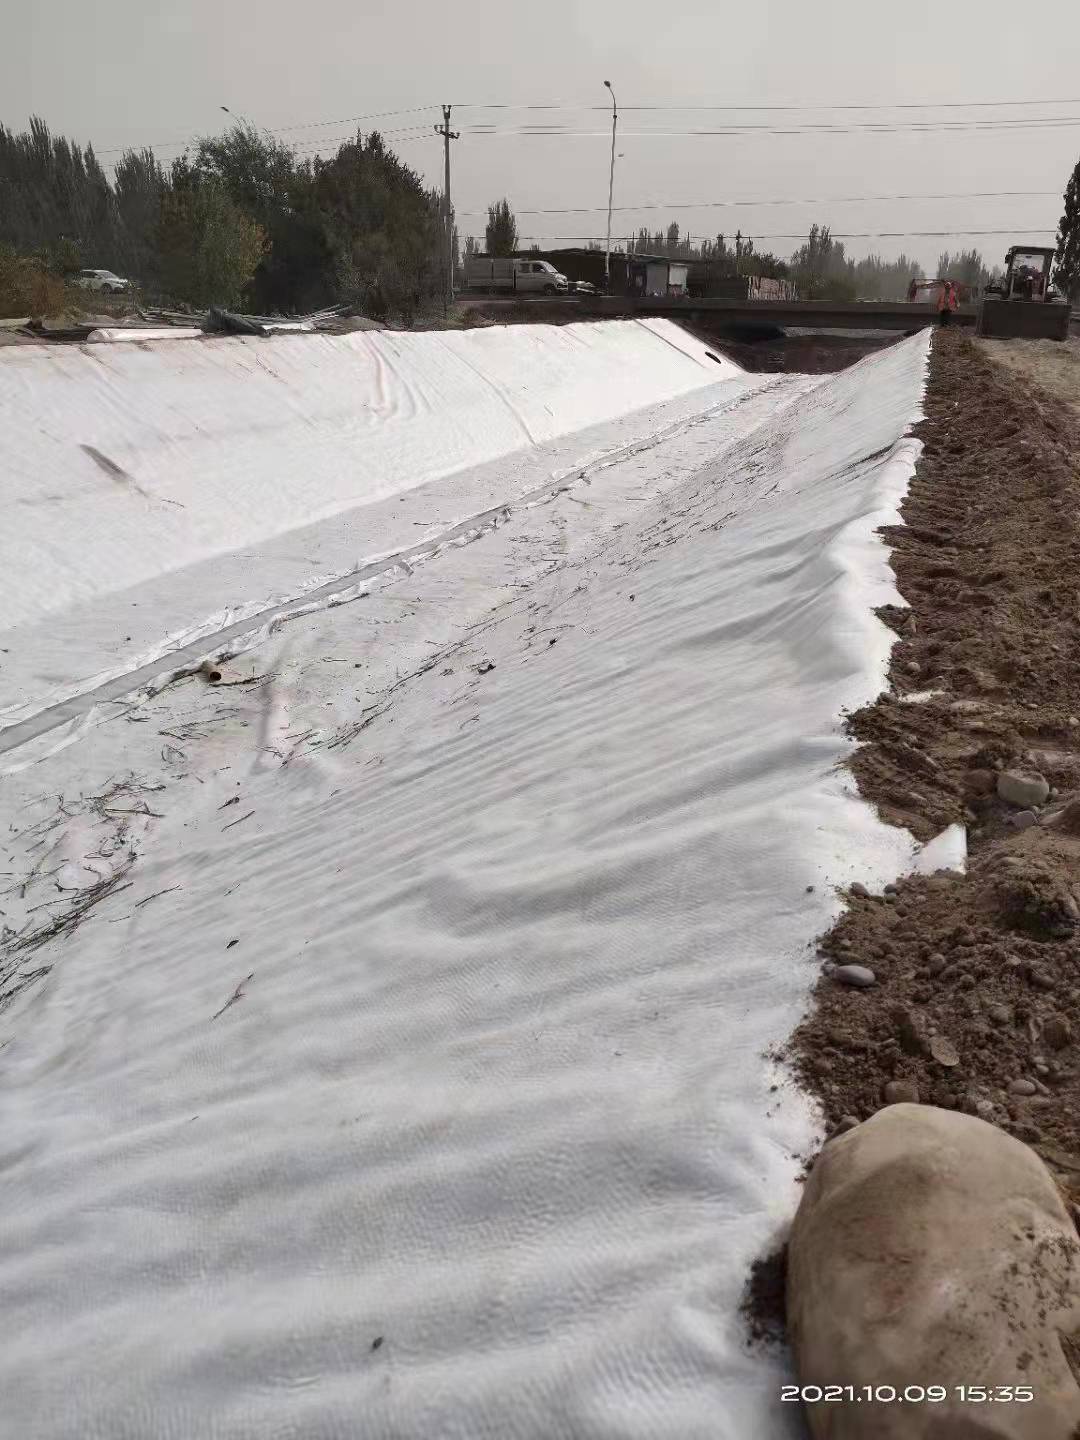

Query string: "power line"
[[89, 95, 1080, 159], [94, 105, 439, 156], [458, 116, 1080, 138], [454, 97, 1080, 113], [99, 124, 438, 170], [466, 227, 1056, 243], [454, 189, 1059, 218]]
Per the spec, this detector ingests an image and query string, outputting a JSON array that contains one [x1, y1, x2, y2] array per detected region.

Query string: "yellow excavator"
[[976, 245, 1071, 340]]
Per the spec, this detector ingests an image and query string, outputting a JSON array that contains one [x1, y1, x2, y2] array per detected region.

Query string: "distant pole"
[[435, 105, 460, 314], [220, 105, 255, 130], [603, 81, 618, 292]]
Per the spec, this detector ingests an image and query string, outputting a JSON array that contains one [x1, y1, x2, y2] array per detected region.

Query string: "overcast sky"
[[5, 0, 1080, 269]]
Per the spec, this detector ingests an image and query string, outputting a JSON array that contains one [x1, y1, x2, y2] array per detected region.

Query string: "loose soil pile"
[[791, 328, 1080, 1192], [980, 335, 1080, 430]]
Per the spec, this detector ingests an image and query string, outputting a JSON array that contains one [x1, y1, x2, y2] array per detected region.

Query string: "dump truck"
[[976, 246, 1070, 341]]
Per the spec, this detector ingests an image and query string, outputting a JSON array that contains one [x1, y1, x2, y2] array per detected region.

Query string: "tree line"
[[4, 114, 1080, 314], [0, 116, 454, 319]]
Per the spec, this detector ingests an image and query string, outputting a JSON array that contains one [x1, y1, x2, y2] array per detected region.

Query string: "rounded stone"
[[996, 770, 1050, 808], [1043, 1016, 1072, 1050], [832, 964, 876, 989]]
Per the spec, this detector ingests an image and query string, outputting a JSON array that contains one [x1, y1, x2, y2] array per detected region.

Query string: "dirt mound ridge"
[[791, 330, 1080, 1181]]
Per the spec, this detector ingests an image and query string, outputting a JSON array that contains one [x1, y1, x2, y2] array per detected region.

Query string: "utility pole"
[[434, 104, 460, 313], [603, 81, 618, 293]]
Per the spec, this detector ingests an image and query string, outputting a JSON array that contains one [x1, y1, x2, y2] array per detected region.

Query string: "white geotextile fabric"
[[0, 331, 944, 1439], [0, 366, 760, 737], [0, 319, 732, 634]]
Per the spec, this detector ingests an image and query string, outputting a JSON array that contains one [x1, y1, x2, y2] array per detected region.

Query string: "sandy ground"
[[785, 328, 1080, 1197], [979, 335, 1080, 427]]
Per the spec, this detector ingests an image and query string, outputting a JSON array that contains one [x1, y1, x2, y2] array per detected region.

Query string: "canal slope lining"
[[0, 330, 957, 1438], [0, 319, 734, 634], [0, 319, 749, 728]]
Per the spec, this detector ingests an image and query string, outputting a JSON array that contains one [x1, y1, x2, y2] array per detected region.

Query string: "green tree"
[[112, 148, 166, 285], [1054, 157, 1080, 302], [0, 117, 119, 265], [312, 131, 442, 321], [191, 124, 329, 312], [791, 224, 836, 299], [156, 166, 267, 308], [485, 198, 518, 256], [936, 248, 992, 289]]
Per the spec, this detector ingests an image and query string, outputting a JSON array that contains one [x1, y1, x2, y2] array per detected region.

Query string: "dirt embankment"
[[978, 335, 1080, 430], [790, 329, 1080, 1180]]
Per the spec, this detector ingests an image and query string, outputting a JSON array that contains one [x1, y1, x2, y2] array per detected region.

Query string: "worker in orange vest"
[[938, 280, 958, 327]]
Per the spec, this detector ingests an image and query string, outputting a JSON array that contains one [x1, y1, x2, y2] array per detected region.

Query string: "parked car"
[[74, 268, 131, 294], [463, 256, 568, 295]]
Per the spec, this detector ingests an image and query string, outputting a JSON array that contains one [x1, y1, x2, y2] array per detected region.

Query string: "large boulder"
[[787, 1104, 1080, 1438]]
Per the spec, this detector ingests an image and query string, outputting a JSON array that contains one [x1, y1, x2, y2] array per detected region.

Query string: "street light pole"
[[603, 80, 617, 293], [220, 105, 255, 131]]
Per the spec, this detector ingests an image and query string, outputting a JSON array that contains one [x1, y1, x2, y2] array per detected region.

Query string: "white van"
[[463, 256, 569, 295]]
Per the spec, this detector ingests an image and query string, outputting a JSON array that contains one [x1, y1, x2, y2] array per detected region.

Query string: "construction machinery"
[[976, 246, 1070, 340], [908, 277, 975, 306]]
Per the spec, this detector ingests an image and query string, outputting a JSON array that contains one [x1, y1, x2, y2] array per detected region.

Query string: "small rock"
[[927, 954, 948, 977], [883, 883, 899, 897], [1009, 1079, 1038, 1096], [1063, 895, 1080, 923], [1028, 967, 1055, 991], [883, 1080, 920, 1105], [850, 882, 871, 899], [988, 1004, 1014, 1026], [827, 1115, 860, 1140], [1043, 1016, 1072, 1050], [996, 770, 1050, 808], [974, 1098, 997, 1120], [821, 960, 836, 976], [930, 1035, 960, 1068], [1009, 810, 1039, 831], [832, 964, 876, 989]]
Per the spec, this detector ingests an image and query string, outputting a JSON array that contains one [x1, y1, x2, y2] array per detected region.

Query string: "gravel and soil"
[[979, 335, 1080, 429], [788, 328, 1080, 1201]]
